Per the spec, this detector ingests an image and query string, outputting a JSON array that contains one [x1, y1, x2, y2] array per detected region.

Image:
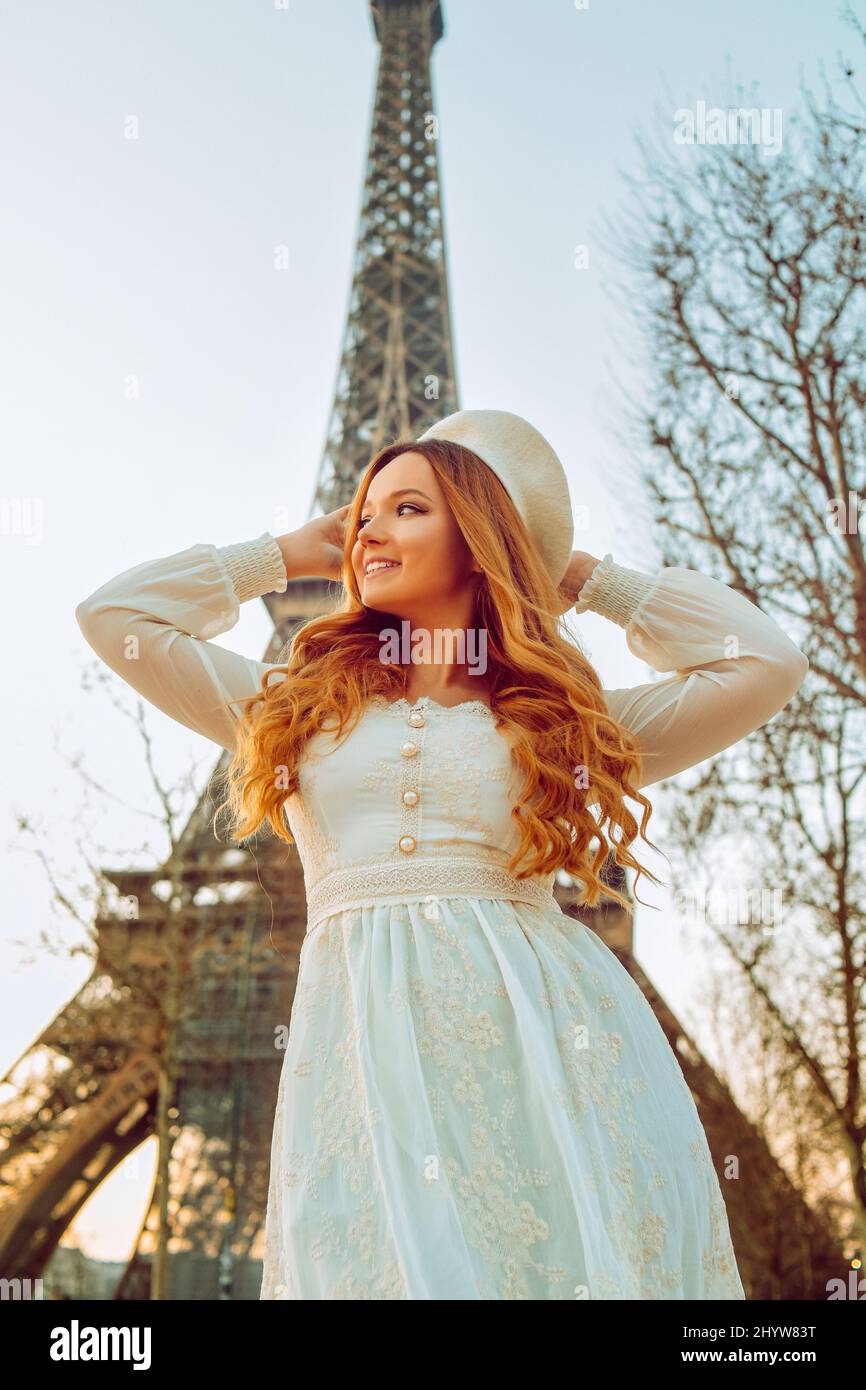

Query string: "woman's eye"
[[358, 502, 422, 529]]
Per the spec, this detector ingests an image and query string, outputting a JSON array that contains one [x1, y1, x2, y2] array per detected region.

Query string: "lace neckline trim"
[[367, 693, 496, 719]]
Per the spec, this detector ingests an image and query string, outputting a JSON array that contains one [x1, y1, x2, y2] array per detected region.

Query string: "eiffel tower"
[[0, 0, 844, 1300]]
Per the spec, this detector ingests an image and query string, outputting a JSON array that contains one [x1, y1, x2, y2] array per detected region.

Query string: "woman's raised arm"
[[75, 533, 290, 753], [571, 553, 809, 790]]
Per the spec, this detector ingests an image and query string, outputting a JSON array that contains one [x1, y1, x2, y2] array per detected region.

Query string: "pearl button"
[[398, 834, 417, 853], [401, 740, 419, 757], [402, 788, 419, 806], [408, 709, 426, 727]]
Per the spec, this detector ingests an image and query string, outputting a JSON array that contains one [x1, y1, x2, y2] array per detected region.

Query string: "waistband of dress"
[[304, 857, 557, 934]]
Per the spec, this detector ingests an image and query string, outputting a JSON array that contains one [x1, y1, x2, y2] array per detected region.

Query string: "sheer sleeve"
[[572, 553, 809, 790], [75, 532, 289, 753]]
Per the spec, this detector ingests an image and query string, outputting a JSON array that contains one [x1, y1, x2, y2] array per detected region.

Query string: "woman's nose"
[[361, 523, 389, 547]]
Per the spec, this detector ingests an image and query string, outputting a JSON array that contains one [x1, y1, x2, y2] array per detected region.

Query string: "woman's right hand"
[[277, 504, 352, 583]]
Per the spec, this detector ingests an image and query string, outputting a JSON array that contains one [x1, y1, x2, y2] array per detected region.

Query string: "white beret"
[[417, 408, 574, 586]]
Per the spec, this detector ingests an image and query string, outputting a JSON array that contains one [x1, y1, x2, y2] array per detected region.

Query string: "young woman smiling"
[[76, 410, 808, 1300]]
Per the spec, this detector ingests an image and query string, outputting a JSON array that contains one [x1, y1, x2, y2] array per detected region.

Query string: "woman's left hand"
[[556, 550, 601, 612]]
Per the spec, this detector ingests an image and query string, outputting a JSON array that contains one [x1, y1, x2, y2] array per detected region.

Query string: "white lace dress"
[[75, 532, 809, 1300]]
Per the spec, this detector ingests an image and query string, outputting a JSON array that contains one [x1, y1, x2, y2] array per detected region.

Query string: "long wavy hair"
[[215, 438, 665, 914]]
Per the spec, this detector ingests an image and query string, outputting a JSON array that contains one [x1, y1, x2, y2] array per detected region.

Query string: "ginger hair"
[[214, 438, 664, 914]]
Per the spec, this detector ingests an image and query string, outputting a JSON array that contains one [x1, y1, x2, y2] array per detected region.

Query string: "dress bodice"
[[285, 694, 559, 931]]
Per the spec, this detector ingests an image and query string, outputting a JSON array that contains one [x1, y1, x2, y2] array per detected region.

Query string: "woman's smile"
[[364, 560, 401, 578]]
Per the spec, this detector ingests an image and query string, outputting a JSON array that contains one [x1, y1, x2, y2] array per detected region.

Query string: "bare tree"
[[596, 12, 866, 1256]]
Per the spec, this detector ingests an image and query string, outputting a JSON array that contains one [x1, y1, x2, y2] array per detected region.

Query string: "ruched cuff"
[[572, 553, 659, 629], [215, 532, 288, 604]]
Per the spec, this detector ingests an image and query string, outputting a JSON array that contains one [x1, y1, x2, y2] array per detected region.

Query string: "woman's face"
[[350, 450, 480, 617]]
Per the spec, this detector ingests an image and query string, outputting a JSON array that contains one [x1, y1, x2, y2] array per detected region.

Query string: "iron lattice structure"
[[312, 0, 457, 512], [0, 0, 845, 1299]]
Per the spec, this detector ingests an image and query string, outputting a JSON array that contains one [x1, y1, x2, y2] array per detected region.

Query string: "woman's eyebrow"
[[363, 488, 433, 506]]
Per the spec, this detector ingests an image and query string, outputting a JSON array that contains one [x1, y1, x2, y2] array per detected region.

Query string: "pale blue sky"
[[0, 0, 851, 1259]]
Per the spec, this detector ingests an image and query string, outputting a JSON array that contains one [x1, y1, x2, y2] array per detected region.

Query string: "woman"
[[75, 409, 808, 1300]]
